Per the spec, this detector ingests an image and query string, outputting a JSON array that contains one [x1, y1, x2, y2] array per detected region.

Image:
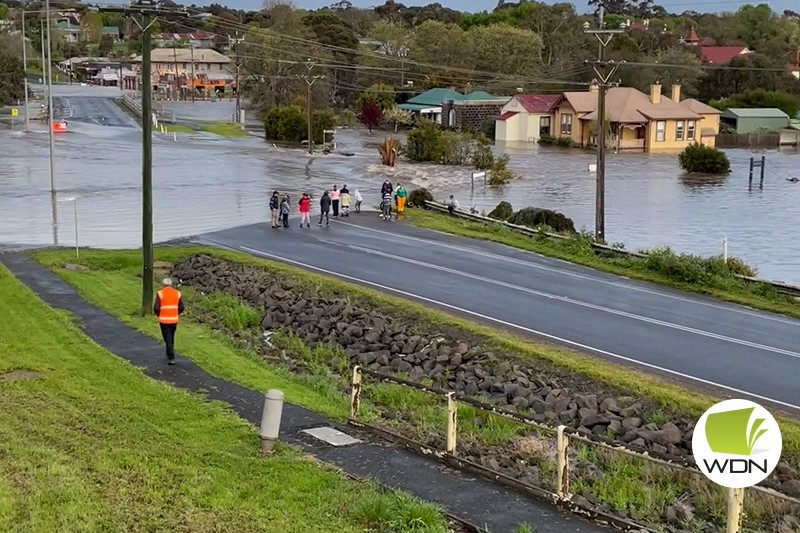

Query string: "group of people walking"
[[270, 185, 363, 228]]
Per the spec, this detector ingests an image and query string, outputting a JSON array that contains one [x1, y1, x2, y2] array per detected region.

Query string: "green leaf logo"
[[705, 407, 767, 456]]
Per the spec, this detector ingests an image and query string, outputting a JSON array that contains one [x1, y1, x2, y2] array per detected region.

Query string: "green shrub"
[[481, 118, 496, 140], [556, 136, 573, 147], [408, 188, 433, 207], [264, 105, 306, 142], [404, 119, 444, 162], [538, 135, 555, 145], [678, 143, 730, 174], [438, 130, 473, 165], [488, 201, 514, 221], [311, 109, 335, 144], [538, 135, 573, 147], [507, 207, 576, 233], [641, 247, 758, 285], [471, 133, 495, 170]]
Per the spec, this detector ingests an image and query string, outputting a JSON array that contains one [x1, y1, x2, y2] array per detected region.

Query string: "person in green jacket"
[[395, 183, 408, 215]]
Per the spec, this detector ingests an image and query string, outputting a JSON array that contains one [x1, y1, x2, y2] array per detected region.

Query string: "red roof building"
[[495, 94, 561, 142], [507, 94, 561, 114], [699, 46, 751, 64], [683, 27, 700, 44]]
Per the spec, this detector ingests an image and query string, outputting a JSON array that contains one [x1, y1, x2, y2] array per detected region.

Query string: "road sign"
[[11, 108, 18, 117]]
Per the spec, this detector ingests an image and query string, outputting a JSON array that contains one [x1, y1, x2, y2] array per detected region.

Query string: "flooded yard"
[[1, 87, 799, 283]]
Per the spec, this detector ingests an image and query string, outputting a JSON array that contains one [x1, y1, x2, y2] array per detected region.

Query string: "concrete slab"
[[302, 426, 362, 446]]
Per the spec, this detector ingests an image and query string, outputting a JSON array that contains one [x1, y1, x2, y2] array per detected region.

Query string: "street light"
[[57, 196, 79, 259]]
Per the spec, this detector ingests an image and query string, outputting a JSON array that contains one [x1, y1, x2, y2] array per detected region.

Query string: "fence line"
[[715, 133, 780, 149], [349, 365, 798, 533], [422, 201, 800, 298]]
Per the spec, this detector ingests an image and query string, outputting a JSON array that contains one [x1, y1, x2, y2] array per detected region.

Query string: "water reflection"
[[2, 93, 800, 283]]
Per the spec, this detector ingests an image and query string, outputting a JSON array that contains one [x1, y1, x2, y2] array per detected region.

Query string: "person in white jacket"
[[353, 189, 363, 213]]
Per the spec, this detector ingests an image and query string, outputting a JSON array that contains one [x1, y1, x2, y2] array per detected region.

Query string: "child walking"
[[280, 195, 290, 228], [298, 192, 311, 228]]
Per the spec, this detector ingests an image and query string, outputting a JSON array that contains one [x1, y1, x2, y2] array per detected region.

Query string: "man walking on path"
[[319, 190, 332, 226], [153, 277, 184, 365], [331, 185, 340, 217], [269, 190, 280, 228]]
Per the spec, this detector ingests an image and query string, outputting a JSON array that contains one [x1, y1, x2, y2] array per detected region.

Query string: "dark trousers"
[[332, 200, 339, 217], [160, 323, 177, 360], [282, 213, 289, 227], [319, 210, 330, 225]]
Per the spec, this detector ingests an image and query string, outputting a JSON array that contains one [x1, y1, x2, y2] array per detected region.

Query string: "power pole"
[[298, 58, 324, 155], [229, 33, 244, 123], [583, 5, 623, 244], [172, 43, 180, 100], [21, 10, 29, 132], [398, 46, 408, 87], [190, 44, 195, 102], [45, 0, 56, 195], [100, 0, 183, 316]]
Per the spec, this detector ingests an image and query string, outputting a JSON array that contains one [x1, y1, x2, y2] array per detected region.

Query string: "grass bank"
[[0, 262, 452, 533], [198, 120, 247, 138], [31, 248, 800, 531], [403, 208, 800, 319]]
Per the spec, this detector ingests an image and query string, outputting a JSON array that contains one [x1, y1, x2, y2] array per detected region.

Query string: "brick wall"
[[454, 102, 506, 131]]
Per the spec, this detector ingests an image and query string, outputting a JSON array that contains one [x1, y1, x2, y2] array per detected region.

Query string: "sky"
[[190, 0, 796, 16]]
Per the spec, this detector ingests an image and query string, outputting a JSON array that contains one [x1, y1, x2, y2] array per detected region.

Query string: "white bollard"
[[722, 237, 728, 263], [173, 132, 177, 142], [259, 389, 285, 454]]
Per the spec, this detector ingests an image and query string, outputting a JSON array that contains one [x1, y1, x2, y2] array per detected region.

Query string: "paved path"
[[1, 253, 612, 533], [193, 215, 800, 417]]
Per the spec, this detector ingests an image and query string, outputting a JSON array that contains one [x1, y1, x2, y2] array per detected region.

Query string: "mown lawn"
[[0, 263, 451, 533]]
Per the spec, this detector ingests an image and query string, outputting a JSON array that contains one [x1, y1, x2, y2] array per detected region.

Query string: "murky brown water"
[[2, 86, 799, 283]]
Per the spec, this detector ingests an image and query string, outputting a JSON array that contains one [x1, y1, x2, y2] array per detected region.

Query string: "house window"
[[676, 120, 684, 141], [687, 120, 696, 140], [539, 116, 551, 136], [560, 114, 572, 135], [655, 121, 666, 142]]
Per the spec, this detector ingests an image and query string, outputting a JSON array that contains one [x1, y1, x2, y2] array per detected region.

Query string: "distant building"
[[153, 32, 218, 49], [720, 108, 790, 134], [441, 91, 510, 131], [397, 88, 465, 124], [495, 94, 561, 142], [132, 47, 233, 97], [682, 27, 751, 65]]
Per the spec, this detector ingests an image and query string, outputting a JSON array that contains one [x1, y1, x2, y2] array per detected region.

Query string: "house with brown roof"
[[550, 83, 721, 153], [495, 94, 560, 142]]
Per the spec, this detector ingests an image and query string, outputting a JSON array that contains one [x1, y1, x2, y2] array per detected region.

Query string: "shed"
[[720, 108, 790, 134]]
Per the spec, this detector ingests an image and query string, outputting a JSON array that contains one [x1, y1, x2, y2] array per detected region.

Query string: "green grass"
[[0, 263, 452, 533], [31, 247, 800, 466], [403, 208, 800, 320], [197, 120, 247, 138], [162, 124, 196, 135]]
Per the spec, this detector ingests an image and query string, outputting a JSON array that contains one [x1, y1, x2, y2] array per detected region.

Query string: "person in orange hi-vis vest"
[[153, 277, 185, 365]]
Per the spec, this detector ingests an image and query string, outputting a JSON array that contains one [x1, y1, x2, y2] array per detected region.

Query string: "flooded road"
[[2, 84, 799, 283]]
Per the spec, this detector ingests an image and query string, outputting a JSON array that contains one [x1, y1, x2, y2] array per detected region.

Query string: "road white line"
[[334, 220, 800, 326], [229, 242, 800, 413], [332, 240, 800, 362]]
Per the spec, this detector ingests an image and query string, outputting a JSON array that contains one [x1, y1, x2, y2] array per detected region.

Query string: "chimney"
[[671, 84, 681, 102], [650, 83, 662, 104]]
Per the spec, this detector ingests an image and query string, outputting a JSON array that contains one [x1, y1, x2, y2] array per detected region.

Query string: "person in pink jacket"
[[298, 192, 311, 228], [330, 185, 340, 217]]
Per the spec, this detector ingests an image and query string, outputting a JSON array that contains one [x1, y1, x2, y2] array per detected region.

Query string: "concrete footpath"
[[2, 253, 613, 533]]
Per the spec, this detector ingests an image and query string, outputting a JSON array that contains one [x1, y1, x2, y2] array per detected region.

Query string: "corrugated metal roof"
[[721, 108, 790, 119], [680, 98, 721, 115], [405, 88, 464, 106], [497, 111, 518, 121], [510, 94, 560, 113]]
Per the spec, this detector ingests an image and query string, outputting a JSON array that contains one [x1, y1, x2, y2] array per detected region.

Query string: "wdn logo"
[[692, 399, 782, 488]]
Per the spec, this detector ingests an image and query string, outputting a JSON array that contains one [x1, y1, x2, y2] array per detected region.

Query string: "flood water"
[[2, 84, 799, 284]]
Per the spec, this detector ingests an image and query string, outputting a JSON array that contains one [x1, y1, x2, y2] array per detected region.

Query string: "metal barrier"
[[349, 365, 798, 533], [119, 93, 175, 124], [423, 201, 800, 298]]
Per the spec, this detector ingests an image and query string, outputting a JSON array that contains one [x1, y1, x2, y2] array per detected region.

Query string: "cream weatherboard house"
[[550, 83, 720, 153], [495, 94, 561, 143]]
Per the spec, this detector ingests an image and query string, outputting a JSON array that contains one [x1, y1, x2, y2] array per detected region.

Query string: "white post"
[[173, 132, 177, 142], [73, 199, 79, 259], [445, 391, 458, 454], [556, 425, 570, 499], [726, 487, 744, 533], [239, 109, 245, 124], [259, 389, 284, 455], [723, 237, 728, 263]]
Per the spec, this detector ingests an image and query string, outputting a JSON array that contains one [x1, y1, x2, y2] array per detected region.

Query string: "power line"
[[297, 59, 324, 155]]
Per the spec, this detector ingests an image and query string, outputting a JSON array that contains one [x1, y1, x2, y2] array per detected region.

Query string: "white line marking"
[[331, 241, 800, 361], [228, 242, 800, 413], [335, 220, 800, 326]]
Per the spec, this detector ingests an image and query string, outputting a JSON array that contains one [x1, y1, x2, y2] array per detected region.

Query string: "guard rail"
[[422, 201, 800, 299]]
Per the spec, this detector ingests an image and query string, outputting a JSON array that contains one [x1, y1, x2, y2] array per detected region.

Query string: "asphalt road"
[[52, 95, 136, 128], [194, 216, 800, 417]]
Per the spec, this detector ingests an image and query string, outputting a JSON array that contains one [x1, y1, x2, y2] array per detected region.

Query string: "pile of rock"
[[174, 254, 698, 458]]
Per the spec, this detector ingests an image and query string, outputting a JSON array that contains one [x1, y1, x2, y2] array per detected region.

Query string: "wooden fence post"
[[349, 366, 362, 420], [556, 425, 570, 499], [446, 392, 458, 454], [726, 487, 745, 533]]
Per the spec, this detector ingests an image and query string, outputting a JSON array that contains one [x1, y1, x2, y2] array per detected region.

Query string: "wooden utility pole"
[[190, 44, 195, 102], [45, 0, 56, 195], [172, 43, 180, 100], [584, 4, 623, 244], [229, 33, 244, 122], [298, 59, 323, 155], [21, 10, 29, 132]]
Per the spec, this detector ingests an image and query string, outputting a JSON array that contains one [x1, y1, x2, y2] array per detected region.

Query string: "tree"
[[710, 90, 800, 117], [303, 11, 360, 108], [465, 24, 543, 77], [0, 48, 23, 104], [264, 106, 307, 142], [80, 12, 103, 46], [383, 106, 413, 132], [99, 34, 114, 56], [0, 3, 9, 19], [357, 83, 395, 110], [359, 101, 383, 133], [312, 109, 335, 144]]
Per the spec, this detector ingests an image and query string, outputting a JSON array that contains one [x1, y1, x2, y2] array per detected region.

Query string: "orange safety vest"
[[157, 287, 181, 324]]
